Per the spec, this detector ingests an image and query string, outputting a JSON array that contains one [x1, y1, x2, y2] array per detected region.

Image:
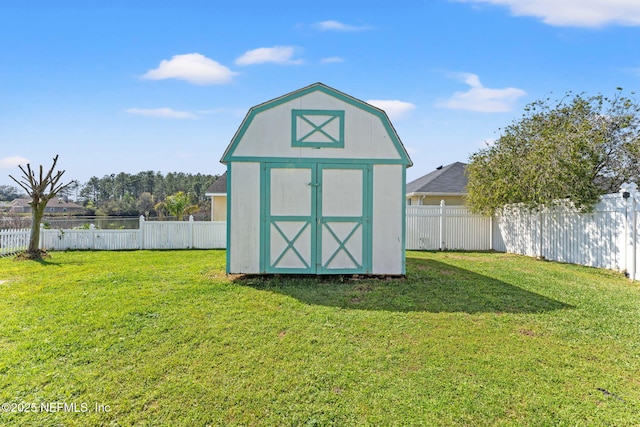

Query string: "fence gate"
[[263, 163, 371, 274]]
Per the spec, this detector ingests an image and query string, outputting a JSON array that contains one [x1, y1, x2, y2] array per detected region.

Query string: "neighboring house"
[[205, 172, 227, 221], [0, 201, 11, 212], [406, 162, 468, 206], [10, 198, 85, 214]]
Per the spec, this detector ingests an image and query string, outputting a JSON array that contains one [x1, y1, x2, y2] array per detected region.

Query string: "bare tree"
[[9, 155, 75, 259]]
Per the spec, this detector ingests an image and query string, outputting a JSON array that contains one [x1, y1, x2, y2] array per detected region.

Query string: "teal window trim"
[[292, 109, 345, 148]]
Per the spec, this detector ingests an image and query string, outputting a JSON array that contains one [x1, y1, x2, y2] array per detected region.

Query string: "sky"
[[1, 0, 639, 189]]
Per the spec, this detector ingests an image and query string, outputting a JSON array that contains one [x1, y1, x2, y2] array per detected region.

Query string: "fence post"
[[620, 183, 638, 281], [489, 216, 494, 251], [188, 215, 194, 248], [621, 185, 630, 276], [631, 188, 638, 281], [439, 200, 445, 250], [624, 196, 628, 274], [139, 215, 145, 250], [90, 224, 96, 249], [538, 211, 544, 259]]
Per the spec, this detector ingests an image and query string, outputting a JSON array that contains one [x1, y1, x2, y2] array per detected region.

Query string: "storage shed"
[[221, 82, 412, 275]]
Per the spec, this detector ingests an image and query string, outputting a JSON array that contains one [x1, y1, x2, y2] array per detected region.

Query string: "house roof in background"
[[10, 198, 84, 209], [406, 162, 468, 195], [205, 172, 227, 195]]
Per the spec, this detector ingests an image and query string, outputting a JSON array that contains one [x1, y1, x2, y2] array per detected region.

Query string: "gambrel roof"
[[221, 82, 412, 167]]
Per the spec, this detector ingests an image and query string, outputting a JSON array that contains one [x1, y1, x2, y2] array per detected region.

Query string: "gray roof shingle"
[[406, 162, 468, 195], [205, 172, 227, 194]]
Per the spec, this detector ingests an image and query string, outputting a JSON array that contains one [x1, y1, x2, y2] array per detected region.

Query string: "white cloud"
[[235, 46, 303, 66], [454, 0, 640, 27], [320, 56, 344, 64], [437, 73, 526, 113], [0, 156, 28, 169], [314, 20, 371, 31], [125, 108, 198, 119], [366, 100, 416, 120], [142, 53, 237, 85]]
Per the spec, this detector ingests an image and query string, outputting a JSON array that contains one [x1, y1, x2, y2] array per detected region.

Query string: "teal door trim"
[[262, 162, 317, 274], [261, 162, 372, 274], [271, 221, 311, 269], [316, 163, 371, 274]]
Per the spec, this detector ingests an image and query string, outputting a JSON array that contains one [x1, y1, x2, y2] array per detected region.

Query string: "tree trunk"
[[27, 202, 46, 255]]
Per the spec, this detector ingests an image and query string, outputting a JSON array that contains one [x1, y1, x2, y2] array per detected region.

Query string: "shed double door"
[[263, 163, 371, 274]]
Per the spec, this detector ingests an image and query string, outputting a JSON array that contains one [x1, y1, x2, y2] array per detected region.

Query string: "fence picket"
[[1, 221, 226, 254], [2, 188, 639, 280], [0, 228, 30, 257]]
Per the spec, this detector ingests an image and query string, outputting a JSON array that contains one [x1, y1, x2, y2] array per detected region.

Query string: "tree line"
[[77, 171, 220, 217], [2, 171, 220, 218], [0, 185, 24, 201]]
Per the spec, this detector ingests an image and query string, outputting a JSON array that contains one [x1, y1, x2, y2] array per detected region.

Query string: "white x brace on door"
[[263, 163, 371, 274]]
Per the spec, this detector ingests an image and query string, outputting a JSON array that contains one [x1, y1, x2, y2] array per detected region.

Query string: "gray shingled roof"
[[205, 172, 227, 194], [406, 162, 468, 195]]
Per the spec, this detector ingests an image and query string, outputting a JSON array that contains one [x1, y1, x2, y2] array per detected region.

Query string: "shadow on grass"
[[234, 257, 571, 314], [11, 252, 62, 267]]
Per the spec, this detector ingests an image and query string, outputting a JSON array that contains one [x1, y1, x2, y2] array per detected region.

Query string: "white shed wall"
[[229, 162, 261, 273], [232, 91, 401, 161], [372, 164, 404, 274]]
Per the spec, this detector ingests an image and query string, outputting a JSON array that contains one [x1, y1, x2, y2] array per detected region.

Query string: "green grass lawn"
[[1, 250, 639, 426]]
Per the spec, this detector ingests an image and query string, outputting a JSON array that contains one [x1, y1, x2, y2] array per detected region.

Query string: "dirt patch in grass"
[[354, 283, 374, 293], [13, 250, 51, 261]]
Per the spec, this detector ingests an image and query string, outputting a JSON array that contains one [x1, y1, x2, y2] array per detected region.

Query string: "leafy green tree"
[[164, 191, 198, 221], [154, 201, 167, 220], [466, 90, 640, 215], [0, 185, 24, 201], [79, 176, 101, 205], [137, 192, 155, 218]]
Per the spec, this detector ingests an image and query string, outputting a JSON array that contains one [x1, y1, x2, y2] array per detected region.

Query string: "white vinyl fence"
[[405, 184, 640, 280], [406, 203, 505, 251], [3, 185, 639, 280], [0, 216, 226, 255], [0, 228, 31, 257], [497, 186, 640, 281]]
